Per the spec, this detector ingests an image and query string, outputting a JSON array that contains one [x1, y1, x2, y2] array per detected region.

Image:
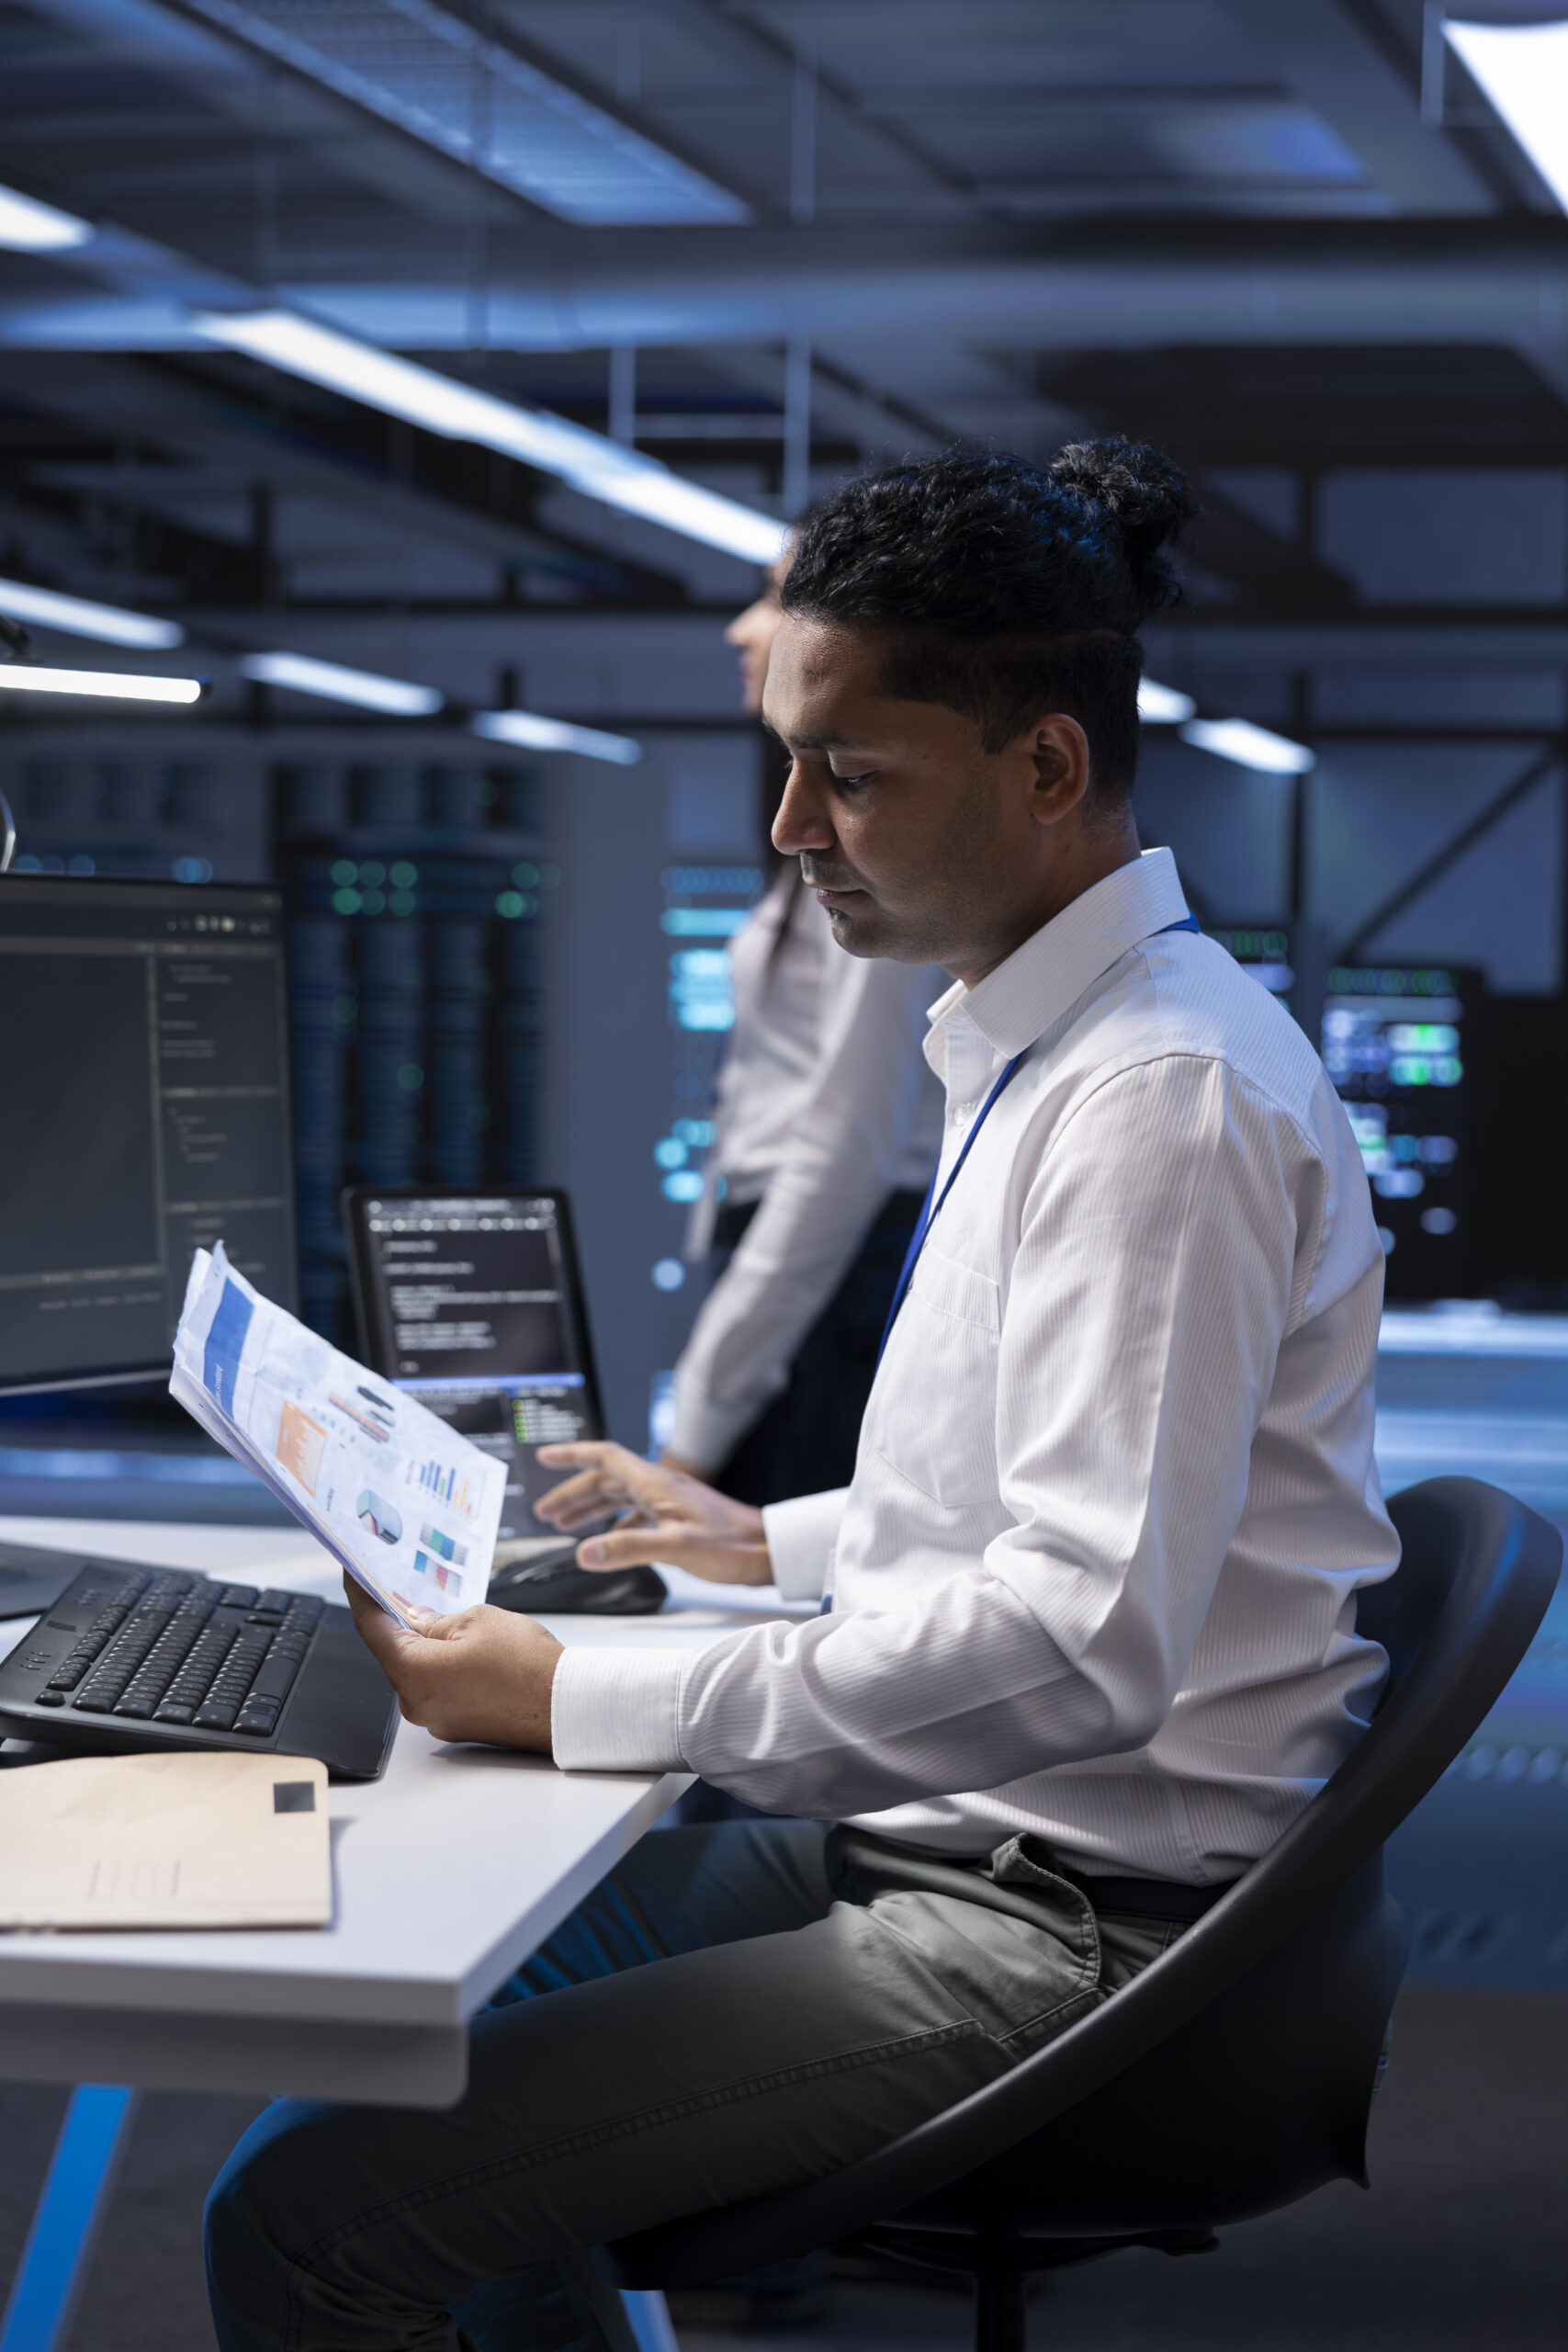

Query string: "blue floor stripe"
[[0, 2087, 138, 2352], [621, 2290, 682, 2352]]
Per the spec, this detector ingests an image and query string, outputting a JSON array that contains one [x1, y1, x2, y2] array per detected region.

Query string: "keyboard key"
[[193, 1697, 242, 1729], [153, 1702, 195, 1724], [219, 1586, 257, 1609], [34, 1691, 64, 1708], [254, 1590, 295, 1616], [249, 1646, 303, 1703]]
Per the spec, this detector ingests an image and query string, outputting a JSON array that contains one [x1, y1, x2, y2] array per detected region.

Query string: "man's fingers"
[[532, 1468, 625, 1527], [575, 1524, 770, 1586], [537, 1441, 675, 1514], [343, 1574, 438, 1665], [536, 1440, 645, 1476]]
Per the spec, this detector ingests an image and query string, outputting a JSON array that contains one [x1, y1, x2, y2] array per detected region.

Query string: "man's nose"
[[772, 763, 835, 855]]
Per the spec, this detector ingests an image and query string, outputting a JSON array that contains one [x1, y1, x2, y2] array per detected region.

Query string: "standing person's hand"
[[534, 1442, 772, 1586]]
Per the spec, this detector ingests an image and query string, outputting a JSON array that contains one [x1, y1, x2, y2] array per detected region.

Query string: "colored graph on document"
[[412, 1551, 463, 1598], [419, 1523, 468, 1567], [411, 1457, 477, 1519]]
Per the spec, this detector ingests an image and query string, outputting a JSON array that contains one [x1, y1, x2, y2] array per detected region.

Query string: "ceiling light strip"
[[0, 575, 185, 650], [1137, 677, 1197, 724], [1180, 718, 1316, 775], [241, 650, 443, 715], [0, 668, 204, 704], [1445, 19, 1568, 213], [196, 310, 788, 563], [0, 182, 93, 253], [473, 710, 641, 765]]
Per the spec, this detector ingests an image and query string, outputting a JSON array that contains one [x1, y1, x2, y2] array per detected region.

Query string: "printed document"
[[172, 1242, 503, 1630]]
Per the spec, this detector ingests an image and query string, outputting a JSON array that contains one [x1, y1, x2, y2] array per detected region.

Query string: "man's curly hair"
[[781, 440, 1195, 796]]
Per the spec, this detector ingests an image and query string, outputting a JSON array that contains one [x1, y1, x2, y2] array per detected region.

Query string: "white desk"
[[0, 1516, 812, 2109]]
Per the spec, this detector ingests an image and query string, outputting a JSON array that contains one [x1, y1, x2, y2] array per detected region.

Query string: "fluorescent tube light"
[[0, 574, 185, 650], [241, 650, 444, 715], [0, 666, 203, 704], [1137, 677, 1197, 724], [0, 182, 92, 252], [472, 709, 642, 765], [1179, 718, 1316, 775], [196, 311, 790, 565], [1446, 19, 1568, 212]]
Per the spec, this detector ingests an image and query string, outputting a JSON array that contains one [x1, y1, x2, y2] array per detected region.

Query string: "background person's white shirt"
[[557, 849, 1400, 1883], [671, 869, 943, 1474]]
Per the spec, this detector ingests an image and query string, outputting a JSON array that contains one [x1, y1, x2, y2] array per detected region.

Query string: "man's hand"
[[534, 1441, 772, 1586], [344, 1577, 562, 1751]]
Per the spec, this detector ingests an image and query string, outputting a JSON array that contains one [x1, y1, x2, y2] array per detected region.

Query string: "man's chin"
[[823, 901, 919, 962]]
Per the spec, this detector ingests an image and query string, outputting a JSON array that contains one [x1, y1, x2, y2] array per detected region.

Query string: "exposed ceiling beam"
[[16, 0, 537, 230], [8, 218, 1567, 364], [1220, 0, 1497, 217], [653, 0, 985, 213]]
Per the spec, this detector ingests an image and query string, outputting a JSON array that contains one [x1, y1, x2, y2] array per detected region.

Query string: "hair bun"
[[1048, 435, 1195, 616]]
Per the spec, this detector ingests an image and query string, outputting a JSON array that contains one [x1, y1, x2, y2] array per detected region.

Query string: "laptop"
[[341, 1188, 664, 1615]]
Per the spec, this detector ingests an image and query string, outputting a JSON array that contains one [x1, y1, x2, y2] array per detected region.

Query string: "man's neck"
[[950, 829, 1143, 989]]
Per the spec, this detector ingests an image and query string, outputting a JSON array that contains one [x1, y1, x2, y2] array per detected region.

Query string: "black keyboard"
[[0, 1560, 399, 1780]]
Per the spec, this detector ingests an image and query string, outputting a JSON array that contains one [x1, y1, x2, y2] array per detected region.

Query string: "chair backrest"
[[615, 1476, 1560, 2284]]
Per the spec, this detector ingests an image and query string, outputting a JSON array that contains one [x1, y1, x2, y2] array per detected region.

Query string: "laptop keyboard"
[[32, 1571, 326, 1738]]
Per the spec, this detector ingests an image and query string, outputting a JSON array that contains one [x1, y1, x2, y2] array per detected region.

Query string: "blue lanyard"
[[877, 912, 1201, 1364]]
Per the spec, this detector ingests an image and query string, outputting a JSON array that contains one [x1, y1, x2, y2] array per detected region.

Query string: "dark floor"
[[1, 1984, 1563, 2351]]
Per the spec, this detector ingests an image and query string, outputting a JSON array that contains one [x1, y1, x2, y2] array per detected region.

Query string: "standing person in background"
[[668, 558, 944, 1503]]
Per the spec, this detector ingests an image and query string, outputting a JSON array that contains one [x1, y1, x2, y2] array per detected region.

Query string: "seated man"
[[206, 441, 1398, 2352]]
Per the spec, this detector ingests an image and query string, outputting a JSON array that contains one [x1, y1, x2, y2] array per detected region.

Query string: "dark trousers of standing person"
[[710, 1186, 927, 1508], [204, 1817, 1198, 2352]]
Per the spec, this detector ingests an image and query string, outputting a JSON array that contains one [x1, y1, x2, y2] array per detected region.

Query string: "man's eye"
[[830, 770, 876, 788]]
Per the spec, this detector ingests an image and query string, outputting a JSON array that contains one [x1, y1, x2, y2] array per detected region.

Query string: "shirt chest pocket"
[[864, 1246, 1001, 1508]]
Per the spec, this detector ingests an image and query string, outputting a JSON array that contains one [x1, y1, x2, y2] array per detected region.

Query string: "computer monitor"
[[342, 1188, 604, 1543], [0, 875, 297, 1394], [1321, 964, 1476, 1300]]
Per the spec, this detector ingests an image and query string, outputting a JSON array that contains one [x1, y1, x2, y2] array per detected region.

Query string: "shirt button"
[[951, 1102, 973, 1125]]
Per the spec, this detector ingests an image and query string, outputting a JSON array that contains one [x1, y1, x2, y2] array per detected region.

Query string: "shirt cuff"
[[550, 1645, 689, 1773], [760, 1487, 849, 1603]]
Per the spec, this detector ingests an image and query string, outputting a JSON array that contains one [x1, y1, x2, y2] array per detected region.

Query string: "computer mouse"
[[486, 1543, 667, 1617]]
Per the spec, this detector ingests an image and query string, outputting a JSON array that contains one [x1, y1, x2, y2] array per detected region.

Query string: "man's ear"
[[1026, 714, 1092, 824]]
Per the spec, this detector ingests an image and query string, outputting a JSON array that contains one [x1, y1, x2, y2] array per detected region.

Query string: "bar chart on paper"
[[410, 1459, 479, 1519], [419, 1523, 468, 1565]]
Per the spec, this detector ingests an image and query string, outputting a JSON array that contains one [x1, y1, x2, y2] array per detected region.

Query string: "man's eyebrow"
[[761, 722, 863, 752]]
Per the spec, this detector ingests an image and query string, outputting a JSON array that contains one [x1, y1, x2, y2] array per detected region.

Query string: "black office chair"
[[610, 1477, 1561, 2351]]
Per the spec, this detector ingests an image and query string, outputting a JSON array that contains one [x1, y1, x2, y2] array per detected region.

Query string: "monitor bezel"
[[339, 1184, 607, 1442], [0, 872, 297, 1396]]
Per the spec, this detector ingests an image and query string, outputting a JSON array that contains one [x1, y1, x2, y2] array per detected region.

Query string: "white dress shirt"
[[556, 848, 1399, 1883], [671, 870, 943, 1473]]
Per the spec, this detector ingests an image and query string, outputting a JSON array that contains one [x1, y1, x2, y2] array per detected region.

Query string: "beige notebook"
[[0, 1751, 332, 1930]]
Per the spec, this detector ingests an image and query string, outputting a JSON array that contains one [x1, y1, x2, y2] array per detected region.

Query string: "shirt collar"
[[925, 847, 1190, 1061]]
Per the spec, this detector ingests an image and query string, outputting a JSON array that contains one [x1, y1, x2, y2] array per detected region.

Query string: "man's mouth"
[[802, 866, 867, 906]]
